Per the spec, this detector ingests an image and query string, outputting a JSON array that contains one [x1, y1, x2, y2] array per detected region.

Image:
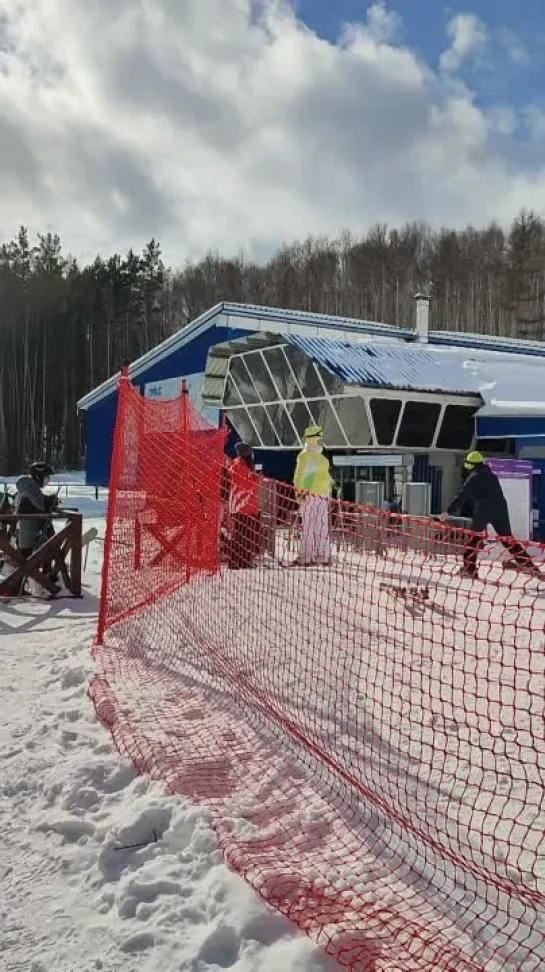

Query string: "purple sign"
[[486, 458, 533, 479]]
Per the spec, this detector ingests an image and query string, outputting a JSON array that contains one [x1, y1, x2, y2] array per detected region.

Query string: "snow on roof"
[[285, 335, 481, 395]]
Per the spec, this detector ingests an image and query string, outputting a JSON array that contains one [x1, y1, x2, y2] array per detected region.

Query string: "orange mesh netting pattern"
[[90, 378, 545, 972]]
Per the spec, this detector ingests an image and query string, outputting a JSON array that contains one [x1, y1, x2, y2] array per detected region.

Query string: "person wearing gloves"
[[293, 426, 333, 566], [440, 451, 536, 578]]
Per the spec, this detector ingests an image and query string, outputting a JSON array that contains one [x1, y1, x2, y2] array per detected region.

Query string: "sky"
[[1, 0, 545, 266]]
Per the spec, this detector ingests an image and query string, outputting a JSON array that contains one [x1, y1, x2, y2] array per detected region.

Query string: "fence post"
[[69, 513, 83, 596], [97, 366, 130, 645]]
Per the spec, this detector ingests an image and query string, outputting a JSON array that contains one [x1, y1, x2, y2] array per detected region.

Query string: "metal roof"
[[284, 335, 482, 395], [78, 301, 545, 411]]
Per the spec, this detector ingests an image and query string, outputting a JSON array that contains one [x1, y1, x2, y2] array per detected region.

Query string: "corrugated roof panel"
[[284, 336, 482, 395]]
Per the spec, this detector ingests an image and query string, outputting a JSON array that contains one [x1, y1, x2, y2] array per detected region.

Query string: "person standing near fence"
[[440, 451, 536, 578], [13, 462, 58, 594], [293, 426, 333, 566], [227, 443, 261, 569], [15, 463, 57, 557]]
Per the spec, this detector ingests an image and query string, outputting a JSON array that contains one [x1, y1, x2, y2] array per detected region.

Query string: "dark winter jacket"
[[15, 476, 55, 550], [447, 464, 511, 533]]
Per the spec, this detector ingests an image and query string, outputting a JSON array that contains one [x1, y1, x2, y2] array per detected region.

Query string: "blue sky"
[[296, 0, 545, 108]]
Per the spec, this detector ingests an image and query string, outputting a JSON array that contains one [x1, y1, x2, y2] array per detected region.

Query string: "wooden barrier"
[[0, 512, 83, 598]]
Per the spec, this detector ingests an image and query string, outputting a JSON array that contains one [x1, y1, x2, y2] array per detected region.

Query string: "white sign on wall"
[[143, 373, 219, 427]]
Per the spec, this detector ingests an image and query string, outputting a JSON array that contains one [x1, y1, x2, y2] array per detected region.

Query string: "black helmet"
[[235, 442, 253, 459], [30, 462, 54, 487]]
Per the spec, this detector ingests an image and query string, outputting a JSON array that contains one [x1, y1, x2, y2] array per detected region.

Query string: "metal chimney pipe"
[[414, 293, 430, 343]]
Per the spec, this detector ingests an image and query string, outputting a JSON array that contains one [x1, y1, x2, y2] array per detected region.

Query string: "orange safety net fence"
[[90, 378, 544, 972]]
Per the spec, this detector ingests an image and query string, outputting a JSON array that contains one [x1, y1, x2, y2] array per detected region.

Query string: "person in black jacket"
[[441, 452, 535, 578]]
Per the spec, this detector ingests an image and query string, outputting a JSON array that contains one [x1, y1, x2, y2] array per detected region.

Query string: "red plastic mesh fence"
[[90, 378, 545, 972]]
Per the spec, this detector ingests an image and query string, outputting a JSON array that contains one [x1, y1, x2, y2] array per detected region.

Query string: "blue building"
[[77, 300, 545, 538]]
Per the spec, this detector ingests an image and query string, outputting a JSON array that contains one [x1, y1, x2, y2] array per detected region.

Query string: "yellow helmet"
[[304, 425, 323, 440], [463, 450, 484, 470]]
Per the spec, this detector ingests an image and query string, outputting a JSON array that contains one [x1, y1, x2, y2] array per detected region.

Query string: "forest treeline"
[[1, 211, 544, 473]]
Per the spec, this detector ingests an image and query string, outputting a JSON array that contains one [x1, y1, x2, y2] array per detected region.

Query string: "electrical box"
[[355, 481, 385, 509], [402, 482, 431, 516]]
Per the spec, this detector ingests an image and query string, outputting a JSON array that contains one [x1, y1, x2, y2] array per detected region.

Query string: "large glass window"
[[247, 405, 280, 446], [316, 363, 343, 395], [225, 408, 260, 445], [242, 351, 279, 403], [307, 399, 348, 446], [266, 404, 299, 446], [283, 345, 326, 399], [228, 356, 260, 404], [263, 346, 302, 399], [436, 404, 476, 450], [370, 398, 402, 446], [223, 375, 242, 407], [331, 397, 373, 447], [286, 401, 314, 438], [397, 401, 441, 448], [475, 438, 515, 456]]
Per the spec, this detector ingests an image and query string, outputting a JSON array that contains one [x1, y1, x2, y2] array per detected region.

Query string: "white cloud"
[[439, 13, 487, 73], [524, 106, 545, 140], [364, 1, 402, 43], [0, 0, 543, 265]]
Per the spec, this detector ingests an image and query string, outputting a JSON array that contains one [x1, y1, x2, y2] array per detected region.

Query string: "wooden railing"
[[0, 512, 83, 598]]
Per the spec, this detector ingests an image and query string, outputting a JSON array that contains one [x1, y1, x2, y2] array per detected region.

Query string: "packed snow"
[[0, 496, 338, 972], [97, 528, 545, 971]]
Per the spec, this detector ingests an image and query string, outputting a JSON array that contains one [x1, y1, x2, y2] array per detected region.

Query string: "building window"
[[369, 399, 402, 446], [247, 405, 280, 446], [242, 351, 279, 403], [475, 438, 516, 457], [397, 401, 441, 448], [283, 345, 326, 399], [307, 399, 348, 446], [223, 375, 242, 407], [332, 397, 373, 447], [266, 403, 299, 446], [285, 401, 314, 439], [225, 408, 260, 446], [228, 356, 260, 404], [262, 347, 302, 399], [436, 404, 476, 450]]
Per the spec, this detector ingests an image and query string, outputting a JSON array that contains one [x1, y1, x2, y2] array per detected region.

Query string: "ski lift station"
[[77, 299, 545, 539]]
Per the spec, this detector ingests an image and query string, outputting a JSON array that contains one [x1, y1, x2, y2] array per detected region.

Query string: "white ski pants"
[[299, 495, 331, 564]]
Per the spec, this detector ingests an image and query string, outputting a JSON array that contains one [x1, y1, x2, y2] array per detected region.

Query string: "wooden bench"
[[0, 512, 83, 598]]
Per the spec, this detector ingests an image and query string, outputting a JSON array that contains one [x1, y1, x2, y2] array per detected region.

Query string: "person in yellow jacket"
[[293, 426, 333, 565]]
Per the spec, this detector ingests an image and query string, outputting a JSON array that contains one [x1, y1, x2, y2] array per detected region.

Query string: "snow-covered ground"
[[95, 520, 545, 971], [0, 503, 337, 972]]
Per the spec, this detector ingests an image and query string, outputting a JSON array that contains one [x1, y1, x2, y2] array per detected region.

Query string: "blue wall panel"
[[477, 415, 545, 439], [85, 392, 119, 487], [84, 325, 248, 486]]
